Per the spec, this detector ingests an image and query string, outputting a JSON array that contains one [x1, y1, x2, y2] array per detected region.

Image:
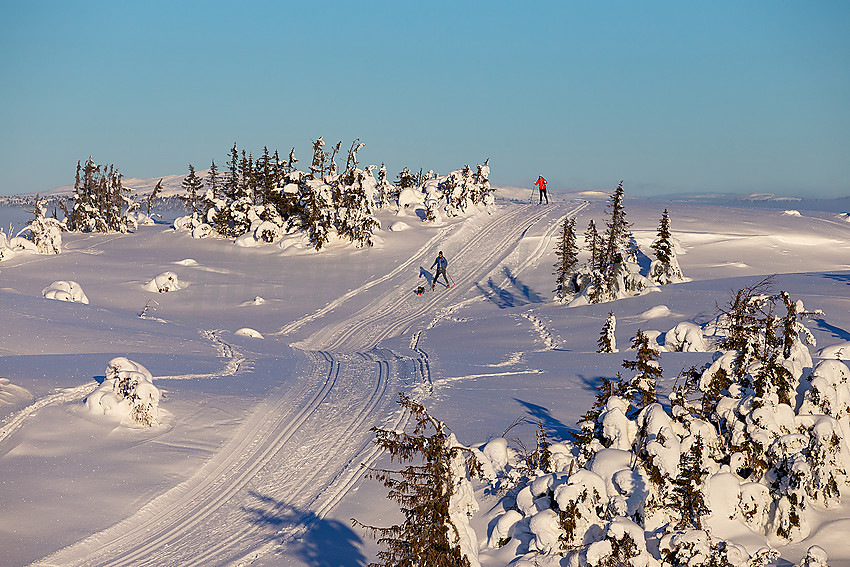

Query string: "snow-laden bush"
[[466, 289, 850, 565], [25, 198, 64, 254], [42, 280, 89, 304], [85, 357, 161, 427], [144, 271, 187, 293]]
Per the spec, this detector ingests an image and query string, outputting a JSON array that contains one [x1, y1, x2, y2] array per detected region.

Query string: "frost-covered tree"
[[623, 330, 663, 412], [585, 219, 603, 272], [355, 393, 481, 567], [66, 157, 136, 233], [26, 196, 64, 254], [671, 436, 711, 530], [600, 181, 630, 270], [553, 217, 579, 300], [225, 142, 240, 200], [207, 159, 221, 199], [649, 209, 685, 285], [180, 164, 205, 215], [598, 312, 617, 353]]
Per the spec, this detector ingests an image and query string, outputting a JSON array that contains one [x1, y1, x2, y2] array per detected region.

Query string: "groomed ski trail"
[[297, 201, 587, 351], [31, 348, 420, 567]]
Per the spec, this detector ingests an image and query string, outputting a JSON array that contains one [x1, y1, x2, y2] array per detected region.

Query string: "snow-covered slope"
[[2, 193, 850, 566]]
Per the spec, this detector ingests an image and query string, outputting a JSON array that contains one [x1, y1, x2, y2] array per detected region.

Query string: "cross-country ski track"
[[24, 201, 584, 566]]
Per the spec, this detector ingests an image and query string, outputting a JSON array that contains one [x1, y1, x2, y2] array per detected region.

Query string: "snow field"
[[2, 195, 850, 565]]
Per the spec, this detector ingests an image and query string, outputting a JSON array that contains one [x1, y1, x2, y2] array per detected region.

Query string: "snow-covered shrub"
[[26, 198, 64, 254], [798, 546, 829, 567], [663, 322, 707, 352], [85, 357, 161, 427], [144, 271, 186, 293], [42, 280, 89, 304], [584, 516, 656, 567], [659, 530, 755, 567]]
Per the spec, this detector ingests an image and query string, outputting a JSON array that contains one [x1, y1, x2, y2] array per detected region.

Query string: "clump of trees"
[[468, 282, 844, 566], [173, 138, 493, 250], [62, 157, 140, 233], [553, 182, 685, 305]]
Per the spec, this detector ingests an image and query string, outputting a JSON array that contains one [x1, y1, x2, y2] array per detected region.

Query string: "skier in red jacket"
[[535, 175, 549, 204]]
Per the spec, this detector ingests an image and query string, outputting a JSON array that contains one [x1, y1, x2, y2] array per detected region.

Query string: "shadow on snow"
[[476, 267, 545, 309], [243, 491, 367, 567]]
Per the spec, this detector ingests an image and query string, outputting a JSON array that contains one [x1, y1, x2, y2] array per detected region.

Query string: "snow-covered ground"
[[2, 190, 850, 566]]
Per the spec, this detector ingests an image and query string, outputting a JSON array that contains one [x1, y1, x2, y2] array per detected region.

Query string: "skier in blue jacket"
[[430, 251, 450, 290]]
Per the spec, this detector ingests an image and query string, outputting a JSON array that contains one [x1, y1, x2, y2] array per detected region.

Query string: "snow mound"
[[85, 357, 161, 427], [235, 328, 264, 339], [663, 321, 708, 352], [818, 342, 850, 360], [240, 296, 266, 307], [388, 221, 411, 232], [42, 280, 90, 304], [144, 271, 187, 293], [639, 305, 671, 319], [0, 377, 33, 407], [173, 258, 198, 266]]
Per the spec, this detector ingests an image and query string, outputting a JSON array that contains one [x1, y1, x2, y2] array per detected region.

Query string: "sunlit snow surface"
[[1, 193, 850, 565]]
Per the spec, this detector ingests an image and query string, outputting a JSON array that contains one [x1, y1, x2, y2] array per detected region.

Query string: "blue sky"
[[1, 1, 848, 197]]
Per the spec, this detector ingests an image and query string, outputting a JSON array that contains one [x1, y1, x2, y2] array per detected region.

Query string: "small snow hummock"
[[85, 357, 161, 427], [42, 280, 90, 304], [144, 271, 187, 293], [235, 328, 264, 339]]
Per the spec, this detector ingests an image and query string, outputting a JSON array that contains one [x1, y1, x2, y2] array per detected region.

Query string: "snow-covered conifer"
[[649, 209, 685, 285], [585, 219, 603, 272], [598, 312, 617, 353], [601, 181, 630, 270], [355, 393, 482, 567], [623, 330, 663, 412], [180, 164, 205, 215], [554, 217, 579, 300]]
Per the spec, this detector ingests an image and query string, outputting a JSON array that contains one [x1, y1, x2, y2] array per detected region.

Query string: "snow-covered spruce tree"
[[375, 163, 396, 206], [66, 157, 137, 233], [671, 436, 711, 530], [598, 312, 617, 353], [553, 217, 579, 300], [180, 164, 205, 215], [297, 177, 334, 250], [649, 208, 685, 285], [585, 219, 603, 272], [600, 181, 630, 271], [573, 374, 628, 463], [26, 196, 64, 254], [355, 393, 482, 567], [207, 159, 221, 200], [622, 330, 663, 413], [336, 167, 380, 247]]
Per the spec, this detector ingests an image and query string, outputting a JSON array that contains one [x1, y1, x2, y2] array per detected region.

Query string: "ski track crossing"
[[25, 201, 584, 566]]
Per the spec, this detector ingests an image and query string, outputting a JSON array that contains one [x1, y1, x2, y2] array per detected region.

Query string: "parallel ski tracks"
[[301, 202, 586, 351], [32, 348, 405, 567]]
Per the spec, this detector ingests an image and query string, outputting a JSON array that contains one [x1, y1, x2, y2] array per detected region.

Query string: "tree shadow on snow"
[[242, 491, 367, 567], [822, 272, 850, 286], [814, 318, 850, 342], [513, 398, 574, 442], [476, 268, 545, 309]]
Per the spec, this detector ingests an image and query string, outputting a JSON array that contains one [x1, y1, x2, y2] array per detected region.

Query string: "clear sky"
[[1, 1, 848, 198]]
